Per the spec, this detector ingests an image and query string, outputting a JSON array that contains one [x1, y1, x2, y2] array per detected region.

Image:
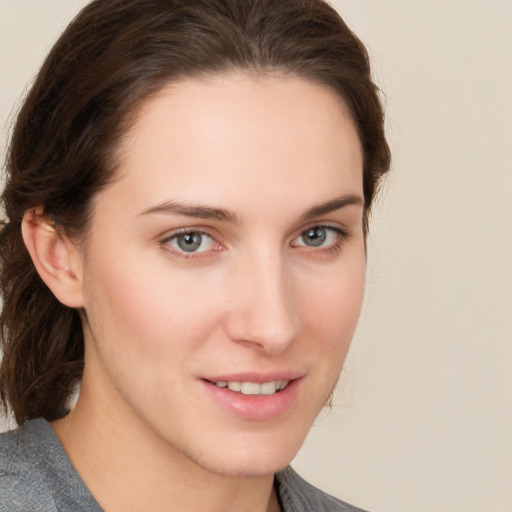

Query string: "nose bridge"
[[227, 244, 301, 353]]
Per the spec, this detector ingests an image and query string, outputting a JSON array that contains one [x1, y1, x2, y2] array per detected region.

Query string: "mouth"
[[199, 374, 302, 420], [207, 380, 290, 395]]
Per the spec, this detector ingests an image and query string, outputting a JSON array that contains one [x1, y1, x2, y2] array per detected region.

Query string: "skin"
[[43, 72, 366, 511]]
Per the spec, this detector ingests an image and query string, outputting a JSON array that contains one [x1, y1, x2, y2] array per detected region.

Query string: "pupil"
[[303, 228, 326, 247], [177, 232, 202, 252]]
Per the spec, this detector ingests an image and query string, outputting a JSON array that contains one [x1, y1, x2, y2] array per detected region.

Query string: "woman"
[[0, 0, 390, 510]]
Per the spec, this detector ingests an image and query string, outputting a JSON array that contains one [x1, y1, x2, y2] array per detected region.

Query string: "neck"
[[51, 377, 280, 512]]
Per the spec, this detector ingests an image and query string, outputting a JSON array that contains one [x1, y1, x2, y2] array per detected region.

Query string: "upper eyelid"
[[159, 223, 345, 235], [159, 227, 217, 242], [296, 224, 334, 236], [294, 223, 350, 238]]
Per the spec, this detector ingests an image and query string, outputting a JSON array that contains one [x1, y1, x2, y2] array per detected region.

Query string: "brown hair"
[[0, 0, 390, 425]]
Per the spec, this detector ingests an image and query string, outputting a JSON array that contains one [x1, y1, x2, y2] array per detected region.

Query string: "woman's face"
[[75, 73, 365, 477]]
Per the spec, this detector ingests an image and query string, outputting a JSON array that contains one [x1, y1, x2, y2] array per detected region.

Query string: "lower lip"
[[199, 378, 302, 421]]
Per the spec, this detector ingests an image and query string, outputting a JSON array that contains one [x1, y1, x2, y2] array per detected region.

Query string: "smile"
[[214, 380, 290, 395], [201, 376, 302, 420]]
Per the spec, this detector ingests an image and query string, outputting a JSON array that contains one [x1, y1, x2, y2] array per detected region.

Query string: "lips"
[[199, 372, 304, 421]]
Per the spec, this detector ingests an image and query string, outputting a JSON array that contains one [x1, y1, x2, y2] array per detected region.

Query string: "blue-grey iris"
[[302, 227, 327, 247], [177, 232, 203, 252]]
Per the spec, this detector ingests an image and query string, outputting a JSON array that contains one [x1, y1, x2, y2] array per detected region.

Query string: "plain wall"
[[1, 1, 511, 511]]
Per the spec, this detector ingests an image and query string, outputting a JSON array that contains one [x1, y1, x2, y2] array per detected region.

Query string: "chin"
[[189, 429, 306, 479], [198, 454, 293, 480]]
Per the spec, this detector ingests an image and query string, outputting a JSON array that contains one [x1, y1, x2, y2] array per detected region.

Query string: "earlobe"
[[21, 207, 85, 308]]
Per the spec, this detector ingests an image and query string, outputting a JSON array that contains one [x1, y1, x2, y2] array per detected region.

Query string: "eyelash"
[[291, 225, 350, 255], [159, 228, 222, 260], [159, 225, 350, 260]]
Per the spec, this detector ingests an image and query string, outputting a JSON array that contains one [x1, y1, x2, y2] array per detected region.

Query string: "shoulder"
[[0, 420, 58, 511], [275, 466, 370, 512]]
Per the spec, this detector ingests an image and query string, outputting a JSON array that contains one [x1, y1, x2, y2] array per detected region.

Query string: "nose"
[[224, 250, 302, 355]]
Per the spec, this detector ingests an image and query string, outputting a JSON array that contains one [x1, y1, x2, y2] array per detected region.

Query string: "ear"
[[21, 207, 85, 308]]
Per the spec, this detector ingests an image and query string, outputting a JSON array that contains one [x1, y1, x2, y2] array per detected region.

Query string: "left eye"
[[166, 231, 216, 253], [293, 226, 341, 248]]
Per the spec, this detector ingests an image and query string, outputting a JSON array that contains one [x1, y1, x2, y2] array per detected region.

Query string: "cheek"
[[290, 254, 365, 412], [300, 255, 366, 347], [83, 250, 225, 372]]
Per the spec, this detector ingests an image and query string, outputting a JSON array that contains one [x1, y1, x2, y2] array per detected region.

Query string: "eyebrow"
[[139, 200, 241, 224], [139, 194, 363, 223], [299, 194, 364, 221]]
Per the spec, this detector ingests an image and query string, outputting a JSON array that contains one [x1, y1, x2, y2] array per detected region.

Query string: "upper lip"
[[200, 371, 305, 383]]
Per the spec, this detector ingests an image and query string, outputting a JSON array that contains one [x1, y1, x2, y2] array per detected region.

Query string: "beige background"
[[1, 1, 511, 511]]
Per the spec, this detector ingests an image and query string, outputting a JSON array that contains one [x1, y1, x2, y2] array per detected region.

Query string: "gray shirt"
[[0, 419, 368, 511]]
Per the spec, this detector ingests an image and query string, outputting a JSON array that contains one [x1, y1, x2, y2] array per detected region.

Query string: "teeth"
[[227, 381, 241, 392], [241, 382, 261, 395], [215, 380, 290, 395], [260, 381, 276, 395]]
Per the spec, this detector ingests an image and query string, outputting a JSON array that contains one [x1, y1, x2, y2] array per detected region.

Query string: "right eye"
[[164, 231, 217, 253]]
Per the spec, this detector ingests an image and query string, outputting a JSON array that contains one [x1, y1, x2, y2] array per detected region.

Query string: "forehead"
[[99, 72, 363, 220]]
